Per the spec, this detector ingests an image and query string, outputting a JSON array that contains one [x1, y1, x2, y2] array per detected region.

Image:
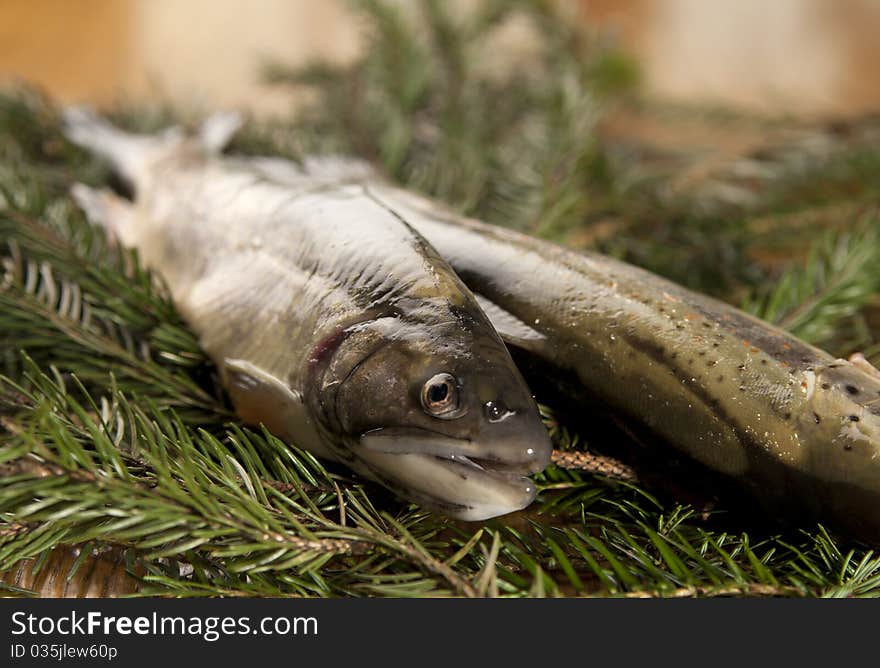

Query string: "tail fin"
[[198, 111, 243, 153], [63, 108, 245, 192], [62, 107, 184, 191]]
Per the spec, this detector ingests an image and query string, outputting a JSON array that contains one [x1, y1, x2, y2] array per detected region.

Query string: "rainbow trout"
[[384, 188, 880, 542], [62, 111, 551, 521]]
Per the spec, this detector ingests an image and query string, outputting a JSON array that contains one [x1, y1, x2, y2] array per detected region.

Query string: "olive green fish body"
[[370, 184, 880, 541]]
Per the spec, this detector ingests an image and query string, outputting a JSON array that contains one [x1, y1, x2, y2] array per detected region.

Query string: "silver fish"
[[63, 111, 551, 521]]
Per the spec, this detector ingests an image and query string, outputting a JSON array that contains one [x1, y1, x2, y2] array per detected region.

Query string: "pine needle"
[[1, 0, 879, 598]]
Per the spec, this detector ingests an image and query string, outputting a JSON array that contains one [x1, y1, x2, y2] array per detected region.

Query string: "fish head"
[[317, 316, 552, 520]]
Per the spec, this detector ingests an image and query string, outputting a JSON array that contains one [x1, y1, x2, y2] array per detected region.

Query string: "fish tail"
[[62, 108, 244, 191], [198, 111, 243, 153], [62, 107, 184, 191]]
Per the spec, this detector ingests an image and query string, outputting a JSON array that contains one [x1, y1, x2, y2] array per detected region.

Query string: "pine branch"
[[743, 220, 880, 351], [1, 209, 225, 417], [550, 449, 637, 482], [3, 0, 880, 598], [622, 583, 806, 598]]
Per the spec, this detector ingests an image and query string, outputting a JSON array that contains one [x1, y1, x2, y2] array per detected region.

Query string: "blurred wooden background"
[[1, 0, 880, 116], [0, 0, 360, 115], [582, 0, 880, 116]]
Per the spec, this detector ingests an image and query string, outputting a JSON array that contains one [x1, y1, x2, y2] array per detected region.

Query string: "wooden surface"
[[0, 545, 142, 598]]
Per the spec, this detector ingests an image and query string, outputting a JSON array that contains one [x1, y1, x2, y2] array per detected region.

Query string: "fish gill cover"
[[1, 0, 880, 597]]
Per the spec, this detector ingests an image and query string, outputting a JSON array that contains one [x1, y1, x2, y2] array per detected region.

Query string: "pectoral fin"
[[223, 358, 305, 438], [474, 293, 547, 353]]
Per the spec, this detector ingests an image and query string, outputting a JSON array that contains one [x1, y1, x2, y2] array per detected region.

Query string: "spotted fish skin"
[[358, 184, 880, 543]]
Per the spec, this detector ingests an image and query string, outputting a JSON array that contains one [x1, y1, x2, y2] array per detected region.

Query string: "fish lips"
[[355, 426, 551, 521]]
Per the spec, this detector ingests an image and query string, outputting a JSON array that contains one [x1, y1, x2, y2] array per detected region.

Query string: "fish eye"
[[421, 373, 462, 418], [484, 400, 513, 422]]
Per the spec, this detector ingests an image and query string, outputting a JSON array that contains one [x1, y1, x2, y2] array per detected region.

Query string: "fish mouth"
[[359, 426, 548, 476], [354, 427, 549, 520]]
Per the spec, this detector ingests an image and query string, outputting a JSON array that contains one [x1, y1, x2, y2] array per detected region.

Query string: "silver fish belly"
[[63, 111, 551, 521]]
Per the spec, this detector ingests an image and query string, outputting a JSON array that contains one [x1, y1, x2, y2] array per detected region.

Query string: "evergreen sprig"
[[744, 220, 880, 353], [1, 0, 879, 597]]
